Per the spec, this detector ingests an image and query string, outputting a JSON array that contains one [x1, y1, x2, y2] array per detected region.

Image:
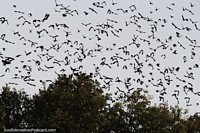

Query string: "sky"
[[0, 0, 200, 115]]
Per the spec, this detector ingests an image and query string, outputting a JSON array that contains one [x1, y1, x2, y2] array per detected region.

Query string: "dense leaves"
[[0, 73, 200, 132], [32, 73, 108, 132]]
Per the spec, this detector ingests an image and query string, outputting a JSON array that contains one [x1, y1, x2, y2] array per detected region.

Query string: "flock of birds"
[[0, 0, 200, 113]]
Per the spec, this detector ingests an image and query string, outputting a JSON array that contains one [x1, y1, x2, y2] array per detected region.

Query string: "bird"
[[172, 90, 179, 104], [88, 7, 98, 14]]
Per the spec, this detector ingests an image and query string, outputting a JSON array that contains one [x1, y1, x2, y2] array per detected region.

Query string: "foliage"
[[0, 73, 200, 132], [32, 73, 108, 132], [0, 86, 33, 131]]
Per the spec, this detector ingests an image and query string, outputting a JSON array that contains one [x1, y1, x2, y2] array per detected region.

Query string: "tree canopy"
[[0, 72, 200, 132]]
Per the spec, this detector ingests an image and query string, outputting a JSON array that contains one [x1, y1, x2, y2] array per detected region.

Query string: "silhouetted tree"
[[1, 74, 200, 132], [32, 73, 108, 132], [0, 85, 33, 130]]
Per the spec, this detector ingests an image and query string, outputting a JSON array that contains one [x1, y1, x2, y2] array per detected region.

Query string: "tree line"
[[0, 73, 200, 132]]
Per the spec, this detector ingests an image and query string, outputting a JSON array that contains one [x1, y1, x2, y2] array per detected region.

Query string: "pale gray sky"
[[0, 0, 200, 115]]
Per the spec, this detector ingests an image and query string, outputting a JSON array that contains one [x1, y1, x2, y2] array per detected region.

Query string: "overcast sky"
[[0, 0, 200, 115]]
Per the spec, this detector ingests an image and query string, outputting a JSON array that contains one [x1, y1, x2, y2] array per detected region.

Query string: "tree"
[[0, 85, 33, 130], [1, 74, 200, 132], [32, 72, 109, 132], [181, 113, 200, 132], [125, 88, 152, 132], [139, 104, 186, 133], [111, 88, 186, 133], [99, 102, 129, 132]]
